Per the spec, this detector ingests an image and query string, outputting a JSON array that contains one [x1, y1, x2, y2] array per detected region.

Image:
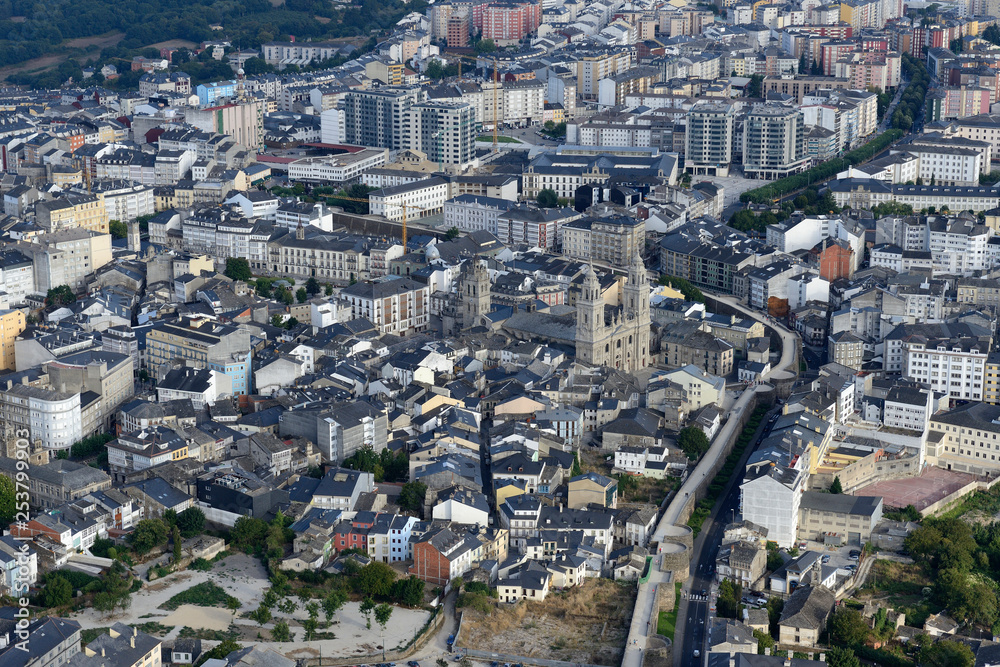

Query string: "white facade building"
[[740, 464, 804, 548]]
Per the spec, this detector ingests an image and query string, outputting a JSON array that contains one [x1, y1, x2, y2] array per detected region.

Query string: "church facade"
[[574, 253, 651, 372]]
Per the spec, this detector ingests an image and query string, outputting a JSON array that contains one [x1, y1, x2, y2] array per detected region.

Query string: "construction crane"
[[322, 194, 428, 248], [492, 57, 499, 151]]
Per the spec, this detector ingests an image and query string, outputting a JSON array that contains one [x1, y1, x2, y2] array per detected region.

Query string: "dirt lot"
[[0, 31, 125, 81], [461, 579, 636, 666]]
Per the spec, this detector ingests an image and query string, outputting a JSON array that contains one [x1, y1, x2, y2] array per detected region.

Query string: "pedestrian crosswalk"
[[684, 594, 710, 602]]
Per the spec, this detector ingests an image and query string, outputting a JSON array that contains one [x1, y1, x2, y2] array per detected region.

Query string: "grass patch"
[[159, 582, 237, 611], [857, 561, 939, 627], [177, 625, 240, 641], [656, 582, 681, 640], [81, 628, 111, 645], [135, 622, 174, 636], [476, 134, 521, 143]]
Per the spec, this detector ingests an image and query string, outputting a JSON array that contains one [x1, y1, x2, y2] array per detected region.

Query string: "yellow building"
[[34, 193, 108, 234], [567, 472, 618, 509], [155, 187, 177, 212], [985, 354, 1000, 405], [0, 309, 25, 371], [50, 166, 83, 188], [365, 59, 405, 85]]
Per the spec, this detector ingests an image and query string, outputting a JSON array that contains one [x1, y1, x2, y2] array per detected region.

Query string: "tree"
[[475, 38, 496, 54], [128, 518, 169, 556], [270, 620, 291, 642], [94, 561, 132, 616], [753, 630, 774, 655], [391, 576, 425, 607], [324, 283, 334, 296], [830, 476, 843, 494], [256, 279, 273, 298], [303, 616, 319, 640], [324, 590, 348, 623], [177, 507, 205, 537], [250, 604, 272, 625], [296, 287, 308, 303], [374, 602, 393, 652], [677, 427, 710, 460], [172, 525, 182, 564], [717, 579, 742, 619], [305, 277, 321, 295], [919, 640, 974, 667], [827, 608, 870, 646], [42, 574, 73, 608], [748, 74, 764, 98], [196, 639, 242, 666], [357, 562, 396, 598], [398, 481, 427, 514], [445, 226, 460, 240], [230, 516, 269, 553], [45, 285, 76, 308], [986, 24, 1000, 47], [277, 287, 294, 306], [0, 475, 15, 526], [109, 220, 128, 239], [826, 646, 861, 667], [537, 188, 558, 208], [224, 257, 252, 282], [360, 596, 376, 629]]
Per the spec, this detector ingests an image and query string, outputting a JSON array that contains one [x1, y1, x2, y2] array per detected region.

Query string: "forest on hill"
[[0, 0, 421, 87]]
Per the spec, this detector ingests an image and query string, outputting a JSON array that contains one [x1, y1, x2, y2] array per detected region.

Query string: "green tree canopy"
[[919, 639, 974, 667], [224, 257, 252, 282], [109, 220, 128, 239], [830, 476, 843, 494], [677, 427, 711, 460], [827, 607, 870, 646], [537, 188, 558, 208], [398, 481, 427, 514], [46, 285, 76, 307]]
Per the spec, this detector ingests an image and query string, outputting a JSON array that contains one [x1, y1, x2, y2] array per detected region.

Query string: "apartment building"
[[45, 350, 134, 433], [902, 332, 989, 402], [685, 102, 735, 177], [927, 401, 1000, 474], [18, 229, 113, 293], [369, 177, 449, 221], [287, 149, 388, 183], [740, 463, 805, 548], [0, 309, 25, 372], [341, 87, 426, 150], [444, 194, 517, 235], [0, 379, 82, 451], [341, 278, 430, 336], [35, 193, 109, 234], [145, 317, 252, 395], [797, 492, 882, 545], [742, 104, 806, 179], [562, 214, 644, 268], [406, 101, 477, 167]]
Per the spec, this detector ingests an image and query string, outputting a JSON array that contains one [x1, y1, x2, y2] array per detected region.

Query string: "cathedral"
[[461, 251, 652, 373], [574, 252, 651, 372]]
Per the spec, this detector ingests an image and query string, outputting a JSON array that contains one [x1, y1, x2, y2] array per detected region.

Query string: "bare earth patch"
[[461, 579, 636, 666], [163, 604, 234, 631]]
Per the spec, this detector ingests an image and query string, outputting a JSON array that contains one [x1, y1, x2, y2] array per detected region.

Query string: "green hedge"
[[739, 130, 903, 204]]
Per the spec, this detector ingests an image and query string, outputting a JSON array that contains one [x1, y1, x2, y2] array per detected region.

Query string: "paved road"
[[673, 409, 780, 667], [621, 296, 800, 667]]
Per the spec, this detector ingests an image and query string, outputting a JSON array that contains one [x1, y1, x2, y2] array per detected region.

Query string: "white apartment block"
[[287, 149, 388, 183], [369, 177, 449, 221], [740, 463, 804, 549], [904, 340, 987, 402], [443, 194, 515, 234]]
